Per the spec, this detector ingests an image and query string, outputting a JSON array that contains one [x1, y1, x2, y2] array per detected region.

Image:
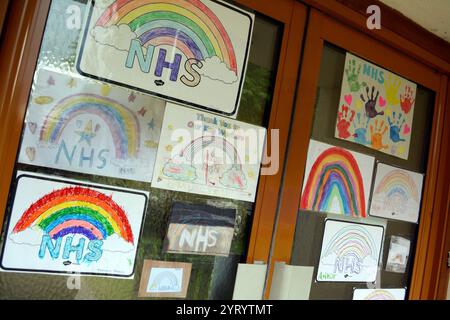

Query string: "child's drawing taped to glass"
[[77, 0, 255, 117]]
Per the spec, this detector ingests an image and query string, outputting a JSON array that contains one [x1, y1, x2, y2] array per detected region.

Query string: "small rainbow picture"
[[96, 0, 237, 73], [39, 93, 141, 159], [13, 186, 134, 244], [323, 224, 378, 263], [374, 169, 419, 204], [301, 145, 368, 217], [364, 290, 397, 300]]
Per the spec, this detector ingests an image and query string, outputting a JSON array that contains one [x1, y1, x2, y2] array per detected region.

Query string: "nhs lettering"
[[78, 0, 255, 117], [0, 173, 148, 277]]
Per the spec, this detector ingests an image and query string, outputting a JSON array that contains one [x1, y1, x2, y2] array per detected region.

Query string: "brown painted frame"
[[268, 8, 450, 300]]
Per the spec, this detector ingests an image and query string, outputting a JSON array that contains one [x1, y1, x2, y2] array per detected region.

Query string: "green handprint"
[[345, 59, 367, 92], [384, 74, 401, 106]]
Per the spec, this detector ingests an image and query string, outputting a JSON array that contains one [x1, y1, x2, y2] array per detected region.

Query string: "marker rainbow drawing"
[[323, 224, 378, 262], [301, 147, 367, 217], [39, 93, 141, 159], [13, 186, 134, 243], [95, 0, 237, 73]]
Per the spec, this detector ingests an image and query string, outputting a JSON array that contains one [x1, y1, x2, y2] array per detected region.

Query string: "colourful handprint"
[[370, 119, 388, 150], [400, 86, 415, 114], [345, 59, 367, 92], [337, 104, 356, 139], [388, 112, 406, 143], [361, 86, 384, 118], [352, 112, 370, 145], [384, 74, 401, 106]]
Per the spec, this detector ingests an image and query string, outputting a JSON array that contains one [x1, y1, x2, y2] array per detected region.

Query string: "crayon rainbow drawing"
[[39, 93, 141, 159], [95, 0, 237, 74], [13, 186, 134, 243], [364, 290, 396, 300], [148, 269, 182, 292], [374, 169, 418, 212], [162, 135, 247, 189], [300, 146, 367, 217], [317, 220, 383, 282], [369, 163, 423, 222], [322, 224, 378, 264]]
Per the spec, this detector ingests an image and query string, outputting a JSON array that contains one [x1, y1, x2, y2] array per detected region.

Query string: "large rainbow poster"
[[77, 0, 254, 118], [151, 103, 265, 202], [369, 163, 423, 223], [317, 219, 384, 282], [300, 140, 375, 218], [0, 171, 148, 277], [18, 68, 165, 182]]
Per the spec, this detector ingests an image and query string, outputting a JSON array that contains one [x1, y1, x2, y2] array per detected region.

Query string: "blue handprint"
[[352, 112, 370, 145], [388, 112, 406, 143]]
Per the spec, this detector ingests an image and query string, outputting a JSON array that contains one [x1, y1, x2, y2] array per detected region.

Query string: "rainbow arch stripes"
[[375, 169, 419, 202], [300, 147, 367, 217], [181, 136, 242, 168], [13, 186, 134, 243], [39, 94, 141, 159], [95, 0, 238, 73], [324, 224, 377, 261], [365, 290, 396, 300]]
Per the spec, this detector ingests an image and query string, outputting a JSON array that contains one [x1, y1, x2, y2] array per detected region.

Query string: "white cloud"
[[198, 56, 238, 84], [91, 25, 137, 51], [8, 227, 43, 246], [101, 233, 134, 254]]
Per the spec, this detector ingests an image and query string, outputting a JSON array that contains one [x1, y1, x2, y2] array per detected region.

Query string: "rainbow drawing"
[[375, 169, 419, 202], [364, 290, 397, 300], [95, 0, 238, 73], [180, 136, 242, 167], [13, 186, 134, 244], [39, 94, 141, 159], [323, 224, 378, 261], [301, 147, 367, 217]]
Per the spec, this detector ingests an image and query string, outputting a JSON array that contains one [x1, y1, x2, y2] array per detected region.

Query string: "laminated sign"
[[77, 0, 254, 117]]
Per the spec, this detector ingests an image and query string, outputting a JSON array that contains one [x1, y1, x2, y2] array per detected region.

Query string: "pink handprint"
[[337, 104, 356, 139], [400, 86, 415, 114]]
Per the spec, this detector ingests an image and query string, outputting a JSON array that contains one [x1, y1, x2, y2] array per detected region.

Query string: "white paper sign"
[[317, 220, 384, 282], [353, 288, 406, 300], [77, 0, 254, 117], [369, 163, 424, 223], [152, 103, 265, 202], [18, 68, 165, 182], [0, 171, 148, 277], [300, 140, 375, 217]]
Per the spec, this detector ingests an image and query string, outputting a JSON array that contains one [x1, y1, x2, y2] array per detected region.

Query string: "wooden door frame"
[[267, 9, 450, 300], [0, 0, 307, 280]]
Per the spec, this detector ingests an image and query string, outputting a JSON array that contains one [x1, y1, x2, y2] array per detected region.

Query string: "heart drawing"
[[28, 122, 37, 134], [378, 96, 387, 108], [26, 147, 36, 161], [344, 94, 352, 106], [403, 124, 411, 135]]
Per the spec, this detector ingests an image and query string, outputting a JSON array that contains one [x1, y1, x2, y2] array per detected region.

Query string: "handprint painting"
[[335, 53, 417, 160], [77, 0, 254, 117]]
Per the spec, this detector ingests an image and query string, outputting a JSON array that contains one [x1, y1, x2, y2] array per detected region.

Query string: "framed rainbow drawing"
[[369, 163, 424, 223], [151, 103, 265, 202], [352, 288, 406, 300], [317, 219, 384, 282], [77, 0, 254, 117], [300, 139, 375, 217], [0, 171, 148, 277], [18, 68, 165, 182]]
